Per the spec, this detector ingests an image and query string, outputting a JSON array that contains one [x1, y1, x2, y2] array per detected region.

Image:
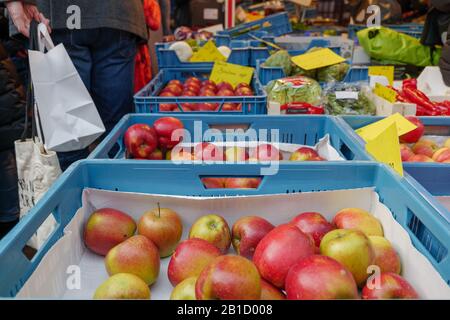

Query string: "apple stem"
[[157, 202, 161, 218]]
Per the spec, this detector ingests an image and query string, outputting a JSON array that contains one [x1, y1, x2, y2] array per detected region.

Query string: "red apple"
[[250, 144, 283, 161], [216, 81, 234, 92], [432, 147, 450, 162], [105, 235, 160, 286], [225, 147, 249, 162], [202, 79, 216, 88], [412, 141, 438, 158], [124, 124, 158, 159], [164, 84, 183, 96], [201, 177, 225, 189], [153, 117, 185, 149], [185, 77, 201, 86], [168, 238, 221, 286], [235, 82, 251, 90], [189, 214, 231, 253], [137, 207, 183, 257], [362, 272, 419, 299], [84, 208, 136, 256], [184, 83, 200, 94], [333, 208, 384, 237], [406, 154, 434, 162], [217, 89, 235, 97], [400, 144, 414, 161], [201, 84, 217, 94], [290, 212, 335, 248], [399, 116, 424, 144], [181, 90, 197, 97], [260, 279, 286, 300], [285, 255, 359, 300], [159, 91, 175, 97], [235, 87, 254, 96], [200, 90, 217, 97], [168, 79, 183, 87], [195, 255, 261, 300], [197, 103, 219, 111], [224, 178, 261, 189], [194, 142, 225, 161], [159, 104, 176, 112], [232, 216, 274, 259], [221, 103, 239, 112], [253, 224, 315, 288], [369, 236, 401, 274], [289, 147, 319, 161], [148, 148, 163, 160]]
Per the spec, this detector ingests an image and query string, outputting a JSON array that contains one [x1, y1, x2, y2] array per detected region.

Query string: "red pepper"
[[387, 86, 410, 103], [434, 102, 450, 115], [402, 78, 417, 90], [402, 87, 437, 113], [281, 102, 325, 115]]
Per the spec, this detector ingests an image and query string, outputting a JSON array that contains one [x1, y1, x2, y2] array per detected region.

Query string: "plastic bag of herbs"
[[263, 49, 350, 82], [323, 82, 376, 116]]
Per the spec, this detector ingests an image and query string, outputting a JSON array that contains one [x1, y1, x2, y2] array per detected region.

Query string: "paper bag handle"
[[37, 23, 55, 52]]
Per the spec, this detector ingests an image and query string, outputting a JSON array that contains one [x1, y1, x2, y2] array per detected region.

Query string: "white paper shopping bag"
[[28, 24, 105, 152]]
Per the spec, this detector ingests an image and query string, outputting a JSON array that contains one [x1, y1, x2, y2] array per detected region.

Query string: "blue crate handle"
[[0, 161, 449, 296], [88, 115, 372, 161]]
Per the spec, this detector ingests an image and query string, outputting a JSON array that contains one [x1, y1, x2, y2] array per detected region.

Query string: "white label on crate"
[[335, 91, 359, 100], [204, 8, 219, 20]]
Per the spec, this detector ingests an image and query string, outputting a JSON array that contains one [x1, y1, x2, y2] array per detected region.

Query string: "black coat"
[[0, 42, 26, 151]]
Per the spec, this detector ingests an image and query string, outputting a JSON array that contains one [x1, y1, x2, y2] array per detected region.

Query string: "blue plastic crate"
[[257, 59, 362, 86], [216, 12, 292, 43], [0, 161, 448, 297], [250, 36, 353, 66], [156, 40, 251, 69], [134, 67, 267, 114], [349, 23, 424, 40], [338, 115, 450, 215], [88, 114, 371, 161]]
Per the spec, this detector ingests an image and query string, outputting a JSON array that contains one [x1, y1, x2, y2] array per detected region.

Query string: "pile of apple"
[[399, 116, 450, 163], [84, 206, 419, 300], [124, 117, 184, 160], [158, 77, 254, 112], [124, 118, 326, 163]]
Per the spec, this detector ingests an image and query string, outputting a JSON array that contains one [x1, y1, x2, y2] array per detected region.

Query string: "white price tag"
[[335, 91, 359, 100], [204, 8, 219, 20]]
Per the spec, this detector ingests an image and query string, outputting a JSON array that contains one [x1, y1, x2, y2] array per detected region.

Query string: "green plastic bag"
[[357, 27, 441, 67]]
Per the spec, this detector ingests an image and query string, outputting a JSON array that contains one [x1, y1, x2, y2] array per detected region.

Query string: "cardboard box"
[[17, 188, 450, 299]]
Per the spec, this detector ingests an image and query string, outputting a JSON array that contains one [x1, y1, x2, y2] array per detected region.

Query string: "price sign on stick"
[[369, 66, 394, 86], [365, 123, 404, 176], [210, 61, 254, 88], [373, 83, 397, 103], [190, 40, 227, 62], [291, 48, 346, 71], [356, 113, 417, 142]]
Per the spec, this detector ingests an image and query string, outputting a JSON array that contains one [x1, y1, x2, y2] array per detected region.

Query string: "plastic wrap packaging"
[[323, 82, 376, 115], [266, 76, 322, 106]]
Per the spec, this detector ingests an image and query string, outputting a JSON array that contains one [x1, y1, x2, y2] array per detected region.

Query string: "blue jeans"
[[52, 28, 138, 171], [0, 149, 20, 223]]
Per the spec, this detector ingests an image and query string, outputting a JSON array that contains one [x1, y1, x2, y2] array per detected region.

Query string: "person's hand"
[[6, 1, 51, 38]]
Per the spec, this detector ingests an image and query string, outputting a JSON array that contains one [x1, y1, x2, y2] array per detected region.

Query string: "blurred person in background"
[[4, 0, 148, 171], [422, 0, 450, 85], [159, 0, 171, 35], [0, 13, 26, 240]]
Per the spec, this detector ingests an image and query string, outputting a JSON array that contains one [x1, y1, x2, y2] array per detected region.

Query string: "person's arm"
[[431, 0, 450, 12], [2, 0, 50, 37]]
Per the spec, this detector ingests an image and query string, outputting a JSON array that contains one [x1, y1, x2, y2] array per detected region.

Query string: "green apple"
[[170, 277, 197, 300], [320, 229, 375, 287]]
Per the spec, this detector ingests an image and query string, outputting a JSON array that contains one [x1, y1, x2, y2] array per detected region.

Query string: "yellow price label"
[[190, 40, 227, 63], [366, 123, 404, 176], [291, 48, 346, 71], [356, 113, 417, 142], [209, 61, 254, 89], [369, 66, 394, 85], [373, 83, 397, 103]]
